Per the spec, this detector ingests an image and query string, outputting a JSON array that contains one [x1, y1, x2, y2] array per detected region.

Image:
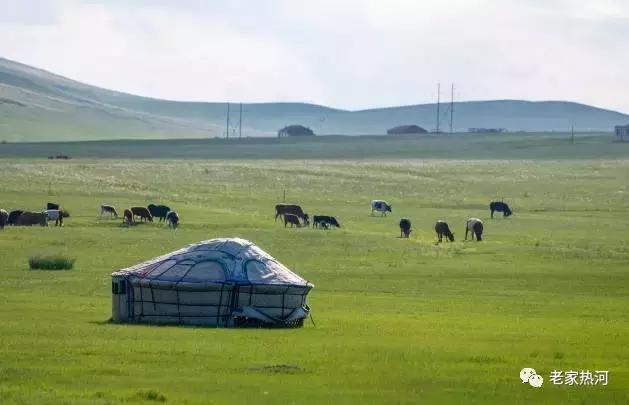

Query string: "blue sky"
[[1, 0, 628, 113]]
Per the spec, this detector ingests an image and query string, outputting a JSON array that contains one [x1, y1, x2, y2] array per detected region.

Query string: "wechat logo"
[[520, 367, 543, 388]]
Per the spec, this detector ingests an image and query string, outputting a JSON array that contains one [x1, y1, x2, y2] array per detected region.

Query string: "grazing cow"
[[490, 201, 512, 218], [45, 210, 63, 226], [7, 210, 23, 226], [434, 220, 454, 242], [284, 214, 302, 228], [148, 204, 171, 222], [465, 218, 484, 241], [371, 200, 392, 216], [100, 204, 118, 218], [313, 215, 341, 229], [275, 204, 308, 223], [0, 209, 8, 229], [130, 206, 153, 222], [123, 209, 134, 226], [47, 202, 60, 210], [17, 211, 48, 226], [166, 211, 179, 229], [399, 218, 412, 238]]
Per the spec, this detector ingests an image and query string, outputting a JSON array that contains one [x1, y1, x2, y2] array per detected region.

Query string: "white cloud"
[[0, 0, 628, 113]]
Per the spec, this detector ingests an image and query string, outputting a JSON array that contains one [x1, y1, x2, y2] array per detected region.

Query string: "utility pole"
[[436, 82, 441, 133], [449, 83, 454, 134], [239, 103, 243, 139], [571, 124, 575, 144], [225, 103, 230, 140]]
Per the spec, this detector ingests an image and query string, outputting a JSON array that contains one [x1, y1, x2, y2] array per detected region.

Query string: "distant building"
[[468, 128, 506, 133], [615, 125, 629, 141], [278, 125, 315, 138], [387, 125, 428, 135]]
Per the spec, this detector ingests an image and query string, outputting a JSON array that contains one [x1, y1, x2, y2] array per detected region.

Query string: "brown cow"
[[130, 207, 153, 222], [123, 209, 134, 226], [275, 204, 308, 224], [16, 211, 48, 226], [0, 209, 8, 229]]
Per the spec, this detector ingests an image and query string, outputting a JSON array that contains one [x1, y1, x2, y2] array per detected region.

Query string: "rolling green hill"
[[1, 57, 628, 142]]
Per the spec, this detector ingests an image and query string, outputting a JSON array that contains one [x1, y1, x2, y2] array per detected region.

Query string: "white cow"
[[371, 200, 392, 216], [45, 209, 63, 226], [465, 218, 483, 241]]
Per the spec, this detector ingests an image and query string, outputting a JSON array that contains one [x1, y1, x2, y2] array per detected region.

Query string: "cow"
[[490, 201, 512, 218], [0, 209, 8, 229], [435, 220, 454, 242], [465, 218, 484, 241], [284, 214, 302, 228], [7, 210, 23, 226], [123, 209, 134, 226], [16, 211, 48, 226], [130, 206, 153, 222], [166, 211, 179, 229], [100, 204, 118, 218], [148, 204, 171, 222], [313, 215, 341, 229], [45, 210, 63, 226], [399, 218, 412, 238], [47, 202, 60, 210], [275, 204, 308, 224], [371, 200, 392, 216]]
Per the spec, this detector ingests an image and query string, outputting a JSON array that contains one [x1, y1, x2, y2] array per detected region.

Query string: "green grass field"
[[0, 132, 626, 160], [1, 136, 629, 403]]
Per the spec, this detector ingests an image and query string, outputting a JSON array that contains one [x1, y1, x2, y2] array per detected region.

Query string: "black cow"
[[166, 211, 179, 229], [399, 218, 412, 238], [490, 201, 512, 218], [7, 210, 23, 226], [284, 214, 302, 228], [148, 204, 171, 222], [434, 220, 454, 242], [0, 209, 7, 229], [313, 215, 341, 229]]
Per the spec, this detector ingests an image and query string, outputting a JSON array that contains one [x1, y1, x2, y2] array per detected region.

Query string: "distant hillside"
[[1, 57, 628, 142]]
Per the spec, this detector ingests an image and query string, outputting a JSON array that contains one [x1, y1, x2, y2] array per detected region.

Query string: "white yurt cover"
[[111, 238, 313, 327]]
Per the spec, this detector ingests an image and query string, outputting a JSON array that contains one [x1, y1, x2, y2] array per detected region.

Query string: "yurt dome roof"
[[112, 237, 310, 286]]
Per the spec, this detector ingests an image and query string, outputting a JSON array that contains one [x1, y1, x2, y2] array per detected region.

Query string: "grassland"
[[1, 137, 629, 403], [0, 132, 626, 160]]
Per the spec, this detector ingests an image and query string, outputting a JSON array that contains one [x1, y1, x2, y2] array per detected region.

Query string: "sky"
[[1, 0, 628, 112]]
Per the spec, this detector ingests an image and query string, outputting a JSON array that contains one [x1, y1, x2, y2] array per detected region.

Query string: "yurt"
[[111, 238, 313, 327]]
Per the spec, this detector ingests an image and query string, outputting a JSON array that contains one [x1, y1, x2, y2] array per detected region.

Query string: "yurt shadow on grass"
[[111, 238, 313, 328]]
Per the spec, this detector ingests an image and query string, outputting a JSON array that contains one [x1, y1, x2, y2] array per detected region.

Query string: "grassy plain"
[[1, 135, 629, 403], [0, 132, 624, 160]]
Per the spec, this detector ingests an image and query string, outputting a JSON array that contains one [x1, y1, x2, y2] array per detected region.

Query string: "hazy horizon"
[[1, 0, 628, 113]]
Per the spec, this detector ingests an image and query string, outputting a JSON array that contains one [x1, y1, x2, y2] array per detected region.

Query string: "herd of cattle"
[[100, 204, 180, 228], [274, 200, 513, 242], [0, 198, 512, 241], [0, 203, 65, 229], [0, 202, 180, 229]]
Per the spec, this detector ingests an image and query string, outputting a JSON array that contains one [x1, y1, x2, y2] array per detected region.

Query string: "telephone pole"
[[449, 83, 454, 134], [239, 103, 243, 139], [571, 124, 575, 144], [225, 103, 230, 139], [436, 82, 441, 133]]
